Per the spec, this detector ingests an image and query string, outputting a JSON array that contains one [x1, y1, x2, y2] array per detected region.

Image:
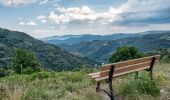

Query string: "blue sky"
[[0, 0, 170, 38]]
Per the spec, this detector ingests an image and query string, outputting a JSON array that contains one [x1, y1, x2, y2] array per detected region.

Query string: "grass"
[[0, 63, 169, 100]]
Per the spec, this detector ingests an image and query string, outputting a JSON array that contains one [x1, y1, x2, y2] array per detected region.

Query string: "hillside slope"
[[58, 32, 170, 62], [41, 33, 143, 45], [0, 28, 98, 71]]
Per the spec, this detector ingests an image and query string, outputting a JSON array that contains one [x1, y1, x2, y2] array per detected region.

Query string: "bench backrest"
[[97, 55, 160, 81]]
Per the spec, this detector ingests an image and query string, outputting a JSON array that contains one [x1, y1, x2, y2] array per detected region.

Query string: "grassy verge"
[[0, 63, 169, 100]]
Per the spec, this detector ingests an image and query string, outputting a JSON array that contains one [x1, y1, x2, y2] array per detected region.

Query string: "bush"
[[22, 67, 36, 75], [0, 68, 10, 78], [118, 76, 160, 98], [12, 49, 41, 74], [62, 72, 85, 83], [28, 71, 54, 81], [109, 46, 143, 63]]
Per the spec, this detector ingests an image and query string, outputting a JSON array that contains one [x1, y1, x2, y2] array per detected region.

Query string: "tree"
[[0, 68, 9, 78], [12, 49, 41, 74], [109, 46, 143, 63]]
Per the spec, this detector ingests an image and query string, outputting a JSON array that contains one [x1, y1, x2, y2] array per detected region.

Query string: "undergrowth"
[[0, 63, 169, 100]]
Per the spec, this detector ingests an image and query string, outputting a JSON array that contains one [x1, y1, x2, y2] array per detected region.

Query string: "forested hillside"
[[41, 33, 143, 45], [0, 28, 98, 71], [58, 32, 170, 62]]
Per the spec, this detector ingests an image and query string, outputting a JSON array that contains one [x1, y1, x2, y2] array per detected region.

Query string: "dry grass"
[[0, 63, 170, 100]]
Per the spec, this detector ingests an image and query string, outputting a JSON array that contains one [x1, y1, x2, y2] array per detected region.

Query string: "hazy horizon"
[[0, 0, 170, 38]]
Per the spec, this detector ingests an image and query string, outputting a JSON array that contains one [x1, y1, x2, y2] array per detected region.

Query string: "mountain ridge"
[[0, 28, 98, 71], [56, 31, 170, 63]]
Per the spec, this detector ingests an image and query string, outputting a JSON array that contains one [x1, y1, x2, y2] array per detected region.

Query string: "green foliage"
[[0, 68, 10, 78], [28, 71, 54, 81], [109, 46, 143, 63], [118, 77, 160, 98], [145, 48, 170, 63], [0, 63, 169, 100], [11, 49, 41, 74], [0, 28, 97, 71], [158, 49, 170, 63]]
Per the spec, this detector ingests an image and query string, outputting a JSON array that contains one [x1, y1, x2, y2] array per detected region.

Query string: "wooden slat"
[[88, 55, 160, 81], [88, 72, 100, 79], [101, 55, 160, 71], [95, 66, 150, 81], [88, 72, 100, 76], [99, 60, 158, 79]]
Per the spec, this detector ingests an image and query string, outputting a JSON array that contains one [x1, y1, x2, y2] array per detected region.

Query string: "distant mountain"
[[41, 33, 143, 45], [58, 31, 170, 63], [0, 28, 98, 71]]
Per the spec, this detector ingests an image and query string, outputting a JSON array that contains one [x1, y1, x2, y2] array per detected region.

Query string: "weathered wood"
[[100, 55, 160, 71], [99, 60, 158, 78]]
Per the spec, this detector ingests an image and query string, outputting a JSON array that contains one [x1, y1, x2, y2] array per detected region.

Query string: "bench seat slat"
[[95, 66, 150, 81], [101, 55, 160, 71], [100, 60, 158, 78]]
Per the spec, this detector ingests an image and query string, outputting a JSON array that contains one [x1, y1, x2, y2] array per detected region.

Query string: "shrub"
[[62, 72, 85, 83], [109, 46, 143, 63], [28, 71, 53, 81], [11, 49, 41, 74], [0, 68, 10, 78], [118, 76, 160, 98], [22, 67, 36, 75]]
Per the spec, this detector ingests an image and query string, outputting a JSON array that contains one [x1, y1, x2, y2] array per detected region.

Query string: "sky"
[[0, 0, 170, 38]]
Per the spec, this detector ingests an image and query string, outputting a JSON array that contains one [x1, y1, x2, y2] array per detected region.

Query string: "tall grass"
[[0, 63, 169, 100]]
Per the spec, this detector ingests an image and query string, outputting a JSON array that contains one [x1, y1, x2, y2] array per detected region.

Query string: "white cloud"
[[37, 15, 46, 19], [19, 22, 25, 25], [41, 19, 47, 23], [48, 0, 170, 26], [0, 0, 39, 6], [39, 0, 48, 4], [19, 21, 37, 26], [18, 17, 22, 20], [27, 21, 37, 26], [49, 5, 122, 24]]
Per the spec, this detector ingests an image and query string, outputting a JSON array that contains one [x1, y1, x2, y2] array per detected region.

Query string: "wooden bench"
[[89, 55, 160, 100]]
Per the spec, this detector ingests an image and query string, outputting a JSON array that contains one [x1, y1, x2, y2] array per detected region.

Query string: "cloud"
[[0, 0, 40, 6], [39, 0, 48, 4], [19, 22, 25, 25], [37, 15, 46, 19], [18, 17, 22, 20], [19, 21, 37, 26], [111, 0, 170, 26], [48, 5, 121, 24], [41, 20, 47, 23], [48, 0, 170, 27]]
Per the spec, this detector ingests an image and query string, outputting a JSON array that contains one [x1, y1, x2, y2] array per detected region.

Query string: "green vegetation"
[[158, 49, 170, 63], [0, 28, 98, 71], [0, 63, 169, 100], [109, 46, 143, 63], [59, 32, 170, 62], [0, 27, 169, 100], [12, 49, 41, 74], [0, 68, 11, 78]]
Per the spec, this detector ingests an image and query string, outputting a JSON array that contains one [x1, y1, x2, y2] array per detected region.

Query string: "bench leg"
[[109, 79, 114, 100], [95, 65, 115, 100], [96, 82, 100, 92], [146, 57, 156, 80], [96, 81, 115, 100], [150, 70, 153, 80]]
